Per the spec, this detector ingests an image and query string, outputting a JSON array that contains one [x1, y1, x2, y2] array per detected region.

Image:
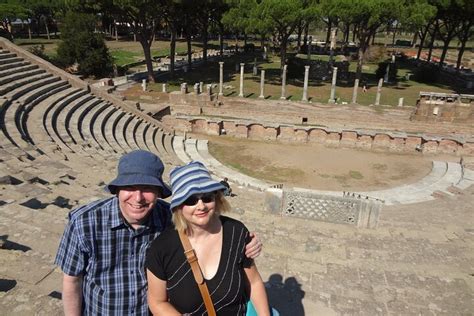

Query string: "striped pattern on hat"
[[170, 161, 226, 210]]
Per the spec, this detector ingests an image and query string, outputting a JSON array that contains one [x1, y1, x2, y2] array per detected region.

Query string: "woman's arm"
[[244, 263, 271, 316], [147, 269, 181, 316]]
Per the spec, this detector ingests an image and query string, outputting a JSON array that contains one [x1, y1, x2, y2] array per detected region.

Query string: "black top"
[[146, 216, 253, 315]]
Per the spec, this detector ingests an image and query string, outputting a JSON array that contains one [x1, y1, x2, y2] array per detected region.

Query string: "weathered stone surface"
[[278, 126, 295, 141], [294, 129, 308, 143], [422, 140, 439, 154], [235, 124, 248, 138], [356, 135, 373, 149], [405, 136, 422, 151], [438, 139, 459, 154], [325, 132, 341, 146], [207, 122, 221, 136], [340, 131, 358, 147], [308, 129, 327, 143], [190, 119, 207, 133], [373, 134, 391, 149], [389, 137, 405, 152]]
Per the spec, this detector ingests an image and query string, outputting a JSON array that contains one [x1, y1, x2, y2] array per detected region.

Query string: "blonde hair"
[[172, 191, 230, 233]]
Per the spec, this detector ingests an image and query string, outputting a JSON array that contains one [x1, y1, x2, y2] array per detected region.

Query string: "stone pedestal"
[[162, 83, 167, 93], [142, 79, 147, 92], [302, 66, 310, 102], [398, 97, 404, 107], [280, 65, 287, 100], [180, 82, 188, 94]]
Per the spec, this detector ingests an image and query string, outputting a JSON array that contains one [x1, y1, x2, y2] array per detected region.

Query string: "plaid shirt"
[[55, 196, 171, 315]]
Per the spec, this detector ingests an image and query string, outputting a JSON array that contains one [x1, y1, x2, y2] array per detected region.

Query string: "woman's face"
[[178, 192, 217, 229]]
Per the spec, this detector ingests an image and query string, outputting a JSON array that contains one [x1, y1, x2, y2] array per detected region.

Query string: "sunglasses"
[[182, 192, 216, 206]]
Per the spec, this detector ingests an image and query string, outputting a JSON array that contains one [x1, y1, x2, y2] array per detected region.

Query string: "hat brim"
[[105, 174, 171, 198], [170, 180, 226, 210]]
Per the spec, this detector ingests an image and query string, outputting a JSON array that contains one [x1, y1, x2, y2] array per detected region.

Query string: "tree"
[[254, 0, 306, 69], [95, 0, 164, 83], [0, 2, 29, 40], [57, 11, 112, 77], [455, 0, 473, 69]]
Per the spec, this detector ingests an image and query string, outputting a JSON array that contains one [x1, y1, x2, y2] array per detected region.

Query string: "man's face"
[[117, 185, 161, 228]]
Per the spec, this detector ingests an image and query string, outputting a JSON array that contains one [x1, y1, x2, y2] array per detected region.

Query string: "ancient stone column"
[[259, 70, 265, 99], [193, 83, 200, 95], [352, 78, 359, 104], [199, 81, 203, 93], [398, 97, 404, 107], [162, 83, 167, 93], [328, 67, 338, 103], [280, 64, 287, 100], [219, 62, 224, 96], [375, 78, 383, 106], [142, 79, 147, 92], [302, 66, 310, 102], [239, 63, 245, 97], [253, 58, 258, 76]]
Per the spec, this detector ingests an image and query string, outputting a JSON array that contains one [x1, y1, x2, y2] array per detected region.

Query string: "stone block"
[[207, 122, 221, 136], [308, 129, 327, 143], [191, 119, 208, 134], [356, 135, 373, 149], [264, 188, 283, 214], [340, 131, 358, 147], [294, 129, 308, 143], [389, 137, 405, 152], [248, 124, 266, 140], [278, 126, 295, 141], [235, 124, 248, 138], [405, 136, 422, 151], [325, 132, 341, 146], [222, 121, 236, 135], [461, 142, 474, 155], [422, 140, 438, 154], [438, 139, 459, 154], [372, 134, 391, 149]]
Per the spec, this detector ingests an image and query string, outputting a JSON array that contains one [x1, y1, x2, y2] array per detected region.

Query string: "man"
[[55, 150, 262, 315]]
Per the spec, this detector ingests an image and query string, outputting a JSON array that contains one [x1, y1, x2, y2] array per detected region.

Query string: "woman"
[[146, 161, 270, 315]]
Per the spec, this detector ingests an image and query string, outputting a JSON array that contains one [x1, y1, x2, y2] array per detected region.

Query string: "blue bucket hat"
[[170, 161, 226, 210], [105, 150, 171, 198]]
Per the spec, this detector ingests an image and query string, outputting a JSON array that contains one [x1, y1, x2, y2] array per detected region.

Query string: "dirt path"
[[205, 135, 441, 191]]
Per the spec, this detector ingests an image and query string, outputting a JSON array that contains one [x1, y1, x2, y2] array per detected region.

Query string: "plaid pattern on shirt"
[[55, 196, 171, 315]]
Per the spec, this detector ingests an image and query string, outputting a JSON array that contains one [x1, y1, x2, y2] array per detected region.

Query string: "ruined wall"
[[169, 116, 474, 156], [412, 92, 474, 123]]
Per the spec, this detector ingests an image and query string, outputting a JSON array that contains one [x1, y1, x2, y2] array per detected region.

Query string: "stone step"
[[0, 63, 38, 78], [91, 105, 121, 155], [0, 52, 16, 59], [26, 87, 80, 148], [172, 135, 191, 164], [0, 67, 45, 86], [112, 111, 133, 152], [0, 56, 23, 65], [0, 60, 30, 71], [133, 119, 149, 150], [0, 73, 55, 99], [124, 116, 141, 151], [121, 114, 139, 151]]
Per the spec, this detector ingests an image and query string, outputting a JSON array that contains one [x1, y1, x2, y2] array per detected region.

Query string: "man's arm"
[[62, 273, 83, 316], [245, 232, 262, 259]]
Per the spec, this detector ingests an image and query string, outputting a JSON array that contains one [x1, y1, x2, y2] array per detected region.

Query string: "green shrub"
[[57, 11, 112, 78], [412, 64, 439, 84], [375, 61, 398, 81]]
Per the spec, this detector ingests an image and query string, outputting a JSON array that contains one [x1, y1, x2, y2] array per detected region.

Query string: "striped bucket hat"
[[170, 161, 226, 210]]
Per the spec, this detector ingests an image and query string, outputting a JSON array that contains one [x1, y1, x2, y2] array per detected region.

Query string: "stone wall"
[[170, 116, 474, 156], [412, 92, 474, 123]]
